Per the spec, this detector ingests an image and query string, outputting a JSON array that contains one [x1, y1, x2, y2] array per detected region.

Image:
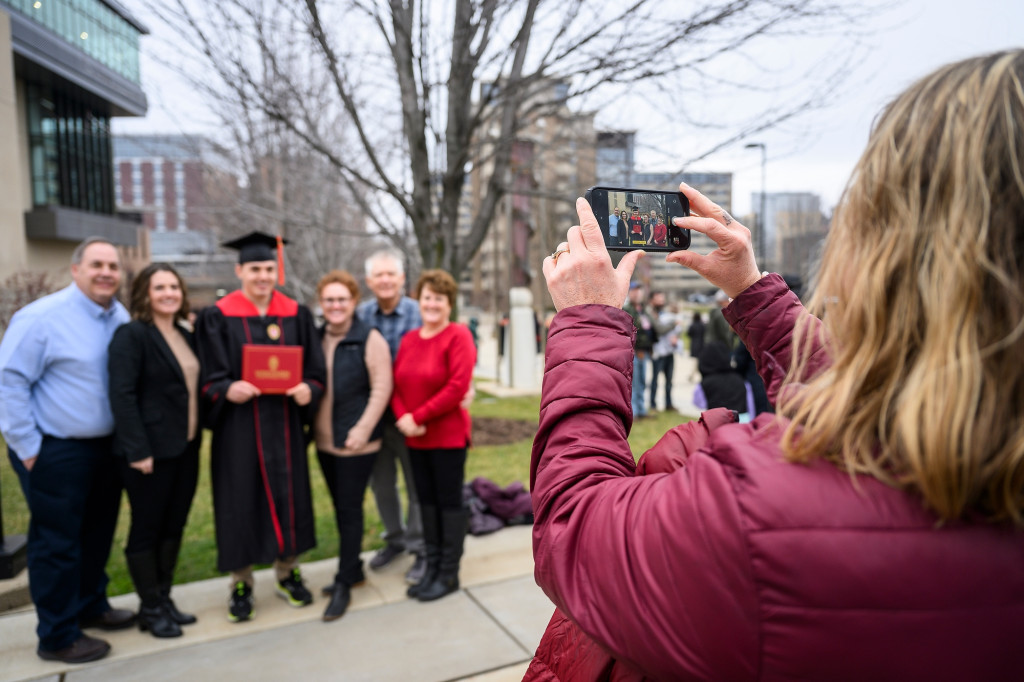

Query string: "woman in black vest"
[[108, 263, 200, 638], [314, 270, 393, 621]]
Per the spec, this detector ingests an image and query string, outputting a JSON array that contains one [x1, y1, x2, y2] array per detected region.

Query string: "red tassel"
[[276, 235, 286, 286]]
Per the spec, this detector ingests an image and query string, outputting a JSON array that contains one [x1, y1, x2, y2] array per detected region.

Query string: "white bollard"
[[508, 287, 537, 390]]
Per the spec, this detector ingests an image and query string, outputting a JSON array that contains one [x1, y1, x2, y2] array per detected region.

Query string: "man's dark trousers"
[[8, 436, 122, 651]]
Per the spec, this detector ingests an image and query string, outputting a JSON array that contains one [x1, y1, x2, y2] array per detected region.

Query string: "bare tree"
[[144, 0, 881, 283], [0, 272, 57, 333]]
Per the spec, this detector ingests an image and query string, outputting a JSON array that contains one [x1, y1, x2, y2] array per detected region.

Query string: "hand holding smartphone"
[[584, 186, 690, 252]]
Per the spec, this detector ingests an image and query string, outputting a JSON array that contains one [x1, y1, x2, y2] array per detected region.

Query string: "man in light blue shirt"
[[0, 238, 133, 664], [356, 250, 426, 583]]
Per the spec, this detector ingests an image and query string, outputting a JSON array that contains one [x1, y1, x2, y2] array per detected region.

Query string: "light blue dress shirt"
[[0, 283, 129, 460], [357, 296, 422, 362]]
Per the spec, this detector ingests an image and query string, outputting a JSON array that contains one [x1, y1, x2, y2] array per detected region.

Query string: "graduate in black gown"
[[195, 232, 326, 623]]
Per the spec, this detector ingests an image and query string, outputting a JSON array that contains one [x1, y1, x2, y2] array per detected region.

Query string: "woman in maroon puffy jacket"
[[528, 50, 1024, 681]]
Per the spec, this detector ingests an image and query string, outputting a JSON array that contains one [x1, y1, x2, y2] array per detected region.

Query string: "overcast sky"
[[715, 0, 1024, 215], [117, 0, 1024, 217]]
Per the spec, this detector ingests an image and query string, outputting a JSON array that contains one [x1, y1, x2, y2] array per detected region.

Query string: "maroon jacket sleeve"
[[530, 304, 759, 680], [722, 273, 831, 406]]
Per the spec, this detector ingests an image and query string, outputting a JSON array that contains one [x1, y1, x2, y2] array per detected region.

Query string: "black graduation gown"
[[196, 290, 326, 571]]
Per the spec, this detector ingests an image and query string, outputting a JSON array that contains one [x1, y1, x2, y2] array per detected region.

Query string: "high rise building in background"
[[463, 79, 597, 315], [751, 191, 829, 283], [0, 0, 148, 284]]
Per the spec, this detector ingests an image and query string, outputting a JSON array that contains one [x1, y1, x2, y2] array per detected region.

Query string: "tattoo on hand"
[[721, 211, 734, 226]]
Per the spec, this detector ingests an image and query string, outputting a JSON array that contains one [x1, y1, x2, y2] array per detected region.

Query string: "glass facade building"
[[1, 0, 142, 82], [26, 82, 114, 212]]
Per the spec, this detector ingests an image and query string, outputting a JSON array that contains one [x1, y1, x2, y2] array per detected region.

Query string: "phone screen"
[[584, 186, 690, 252]]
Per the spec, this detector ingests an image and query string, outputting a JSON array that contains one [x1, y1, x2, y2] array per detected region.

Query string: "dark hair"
[[316, 269, 361, 302], [130, 263, 190, 324], [415, 269, 459, 308]]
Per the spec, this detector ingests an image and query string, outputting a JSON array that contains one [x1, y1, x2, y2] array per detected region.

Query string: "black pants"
[[8, 437, 122, 651], [120, 439, 200, 554], [650, 354, 675, 410], [318, 449, 376, 586], [408, 447, 467, 512]]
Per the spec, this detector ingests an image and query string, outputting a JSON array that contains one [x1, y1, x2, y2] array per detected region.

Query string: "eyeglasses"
[[320, 297, 353, 306]]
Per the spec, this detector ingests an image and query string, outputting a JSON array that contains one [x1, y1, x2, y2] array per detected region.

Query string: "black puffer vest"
[[323, 316, 384, 448]]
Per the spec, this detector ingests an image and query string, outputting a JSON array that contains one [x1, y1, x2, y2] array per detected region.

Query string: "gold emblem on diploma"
[[267, 323, 281, 340]]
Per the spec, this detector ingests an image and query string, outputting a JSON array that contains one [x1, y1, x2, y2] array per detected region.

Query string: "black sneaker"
[[405, 554, 427, 584], [368, 543, 404, 570], [276, 569, 313, 607], [228, 581, 254, 623]]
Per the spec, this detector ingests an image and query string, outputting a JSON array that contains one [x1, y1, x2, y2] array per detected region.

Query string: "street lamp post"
[[745, 142, 767, 268]]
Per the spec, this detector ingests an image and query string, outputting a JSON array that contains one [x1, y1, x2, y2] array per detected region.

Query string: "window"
[[26, 82, 114, 213]]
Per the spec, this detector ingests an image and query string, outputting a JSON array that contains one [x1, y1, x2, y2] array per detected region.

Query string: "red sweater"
[[391, 323, 476, 449]]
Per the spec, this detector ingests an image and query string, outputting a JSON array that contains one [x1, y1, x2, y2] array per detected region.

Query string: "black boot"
[[322, 581, 351, 622], [157, 539, 196, 625], [417, 508, 467, 602], [126, 551, 182, 638], [407, 505, 439, 599]]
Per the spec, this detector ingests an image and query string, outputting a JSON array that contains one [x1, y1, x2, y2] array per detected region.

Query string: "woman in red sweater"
[[391, 269, 476, 602]]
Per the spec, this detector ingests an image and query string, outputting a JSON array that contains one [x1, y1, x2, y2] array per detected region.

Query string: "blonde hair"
[[780, 50, 1024, 525]]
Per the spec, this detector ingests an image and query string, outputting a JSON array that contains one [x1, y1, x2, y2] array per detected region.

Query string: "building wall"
[[0, 11, 28, 280], [463, 82, 597, 316], [0, 10, 73, 283]]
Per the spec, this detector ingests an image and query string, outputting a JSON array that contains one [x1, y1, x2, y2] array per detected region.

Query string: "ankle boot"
[[126, 551, 182, 638], [407, 505, 439, 599], [417, 508, 467, 602], [157, 539, 196, 625], [322, 582, 351, 622]]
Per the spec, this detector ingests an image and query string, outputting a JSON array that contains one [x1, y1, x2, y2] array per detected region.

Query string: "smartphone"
[[584, 186, 690, 252]]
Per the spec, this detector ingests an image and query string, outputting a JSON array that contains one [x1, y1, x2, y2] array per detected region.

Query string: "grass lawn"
[[1, 393, 696, 596]]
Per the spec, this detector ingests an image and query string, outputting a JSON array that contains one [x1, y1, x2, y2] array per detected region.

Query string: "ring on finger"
[[550, 248, 569, 261]]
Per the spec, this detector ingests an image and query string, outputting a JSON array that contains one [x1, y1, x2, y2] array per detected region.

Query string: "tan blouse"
[[159, 324, 200, 441], [316, 326, 392, 456]]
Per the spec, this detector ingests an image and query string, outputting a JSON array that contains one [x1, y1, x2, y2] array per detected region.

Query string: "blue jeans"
[[632, 352, 650, 417], [9, 436, 122, 651]]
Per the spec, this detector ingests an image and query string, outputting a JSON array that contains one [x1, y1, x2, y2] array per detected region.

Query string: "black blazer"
[[108, 320, 198, 462]]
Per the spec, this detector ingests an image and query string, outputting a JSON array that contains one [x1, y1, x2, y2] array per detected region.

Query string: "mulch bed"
[[472, 417, 539, 446]]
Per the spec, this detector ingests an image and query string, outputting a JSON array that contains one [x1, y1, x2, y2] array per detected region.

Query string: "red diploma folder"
[[242, 344, 303, 394]]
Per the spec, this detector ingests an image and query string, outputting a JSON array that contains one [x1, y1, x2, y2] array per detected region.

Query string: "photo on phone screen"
[[584, 186, 690, 252]]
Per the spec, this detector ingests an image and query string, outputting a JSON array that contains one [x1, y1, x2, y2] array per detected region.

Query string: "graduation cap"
[[222, 231, 288, 285]]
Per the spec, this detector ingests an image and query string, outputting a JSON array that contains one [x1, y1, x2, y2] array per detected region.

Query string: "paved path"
[[0, 526, 550, 682]]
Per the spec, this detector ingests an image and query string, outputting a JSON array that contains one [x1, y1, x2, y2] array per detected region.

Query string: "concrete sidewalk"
[[0, 526, 550, 682]]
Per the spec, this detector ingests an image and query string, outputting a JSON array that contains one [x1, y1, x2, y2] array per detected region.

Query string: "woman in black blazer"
[[109, 263, 201, 638]]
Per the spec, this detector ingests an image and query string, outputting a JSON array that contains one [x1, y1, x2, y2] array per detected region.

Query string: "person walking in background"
[[108, 263, 200, 639], [314, 271, 392, 622], [695, 340, 750, 419], [356, 250, 427, 584], [705, 289, 736, 348], [687, 310, 706, 381], [392, 270, 476, 602], [623, 282, 656, 418], [648, 291, 678, 412], [687, 311, 706, 358], [195, 232, 325, 623], [0, 238, 134, 664], [528, 51, 1024, 679]]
